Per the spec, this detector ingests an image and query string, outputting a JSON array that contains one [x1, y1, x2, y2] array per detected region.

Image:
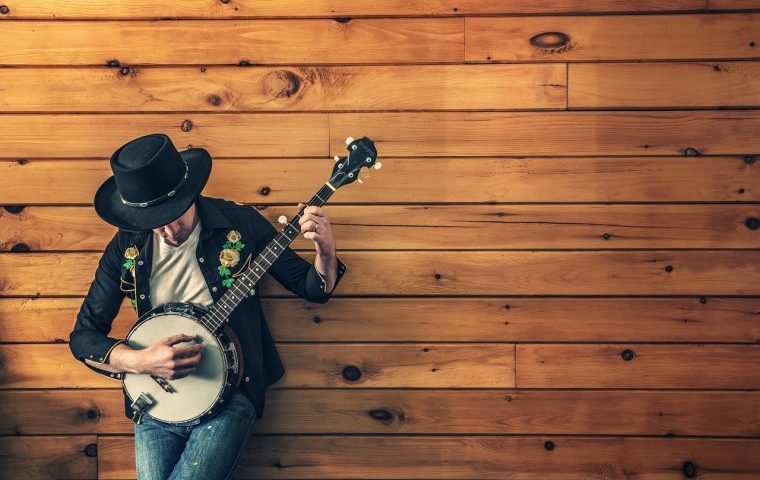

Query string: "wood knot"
[[544, 440, 555, 451], [263, 70, 302, 99], [744, 155, 756, 165], [181, 119, 193, 132], [206, 94, 223, 106], [529, 31, 571, 51], [17, 158, 28, 165], [682, 460, 698, 478], [334, 17, 351, 23], [368, 409, 393, 422], [238, 59, 251, 67], [260, 186, 271, 196], [106, 59, 121, 67], [84, 443, 98, 457], [313, 315, 321, 323], [3, 205, 25, 214], [664, 265, 673, 272], [342, 365, 362, 381], [683, 147, 701, 156], [82, 406, 101, 421], [10, 243, 30, 253], [621, 349, 635, 361], [119, 66, 131, 76], [0, 5, 9, 14], [699, 296, 707, 304], [745, 217, 760, 230]]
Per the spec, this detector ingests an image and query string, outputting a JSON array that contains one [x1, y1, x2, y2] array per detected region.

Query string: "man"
[[68, 133, 347, 479]]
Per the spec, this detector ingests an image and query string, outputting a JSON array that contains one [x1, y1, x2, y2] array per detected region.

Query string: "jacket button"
[[139, 294, 145, 299], [244, 376, 250, 382], [110, 373, 115, 377], [138, 260, 144, 266], [199, 257, 204, 263], [212, 286, 218, 292]]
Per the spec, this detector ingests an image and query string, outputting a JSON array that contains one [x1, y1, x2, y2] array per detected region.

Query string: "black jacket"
[[68, 195, 346, 422]]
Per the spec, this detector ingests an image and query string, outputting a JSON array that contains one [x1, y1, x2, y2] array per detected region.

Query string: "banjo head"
[[123, 304, 229, 424]]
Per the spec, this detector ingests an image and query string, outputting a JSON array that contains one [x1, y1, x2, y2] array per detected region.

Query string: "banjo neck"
[[200, 182, 338, 332]]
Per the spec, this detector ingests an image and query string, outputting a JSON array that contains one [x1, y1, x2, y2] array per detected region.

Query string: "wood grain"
[[0, 18, 464, 66], [1, 251, 757, 296], [0, 0, 709, 19], [466, 13, 760, 61], [2, 297, 758, 344], [3, 204, 759, 250], [98, 435, 760, 479], [569, 61, 760, 108], [2, 157, 756, 204], [2, 389, 757, 436], [0, 64, 566, 112]]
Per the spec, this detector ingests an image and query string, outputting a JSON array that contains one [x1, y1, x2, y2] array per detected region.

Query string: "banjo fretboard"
[[201, 182, 337, 331]]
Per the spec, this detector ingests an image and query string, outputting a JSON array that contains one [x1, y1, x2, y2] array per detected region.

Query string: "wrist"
[[110, 343, 143, 374]]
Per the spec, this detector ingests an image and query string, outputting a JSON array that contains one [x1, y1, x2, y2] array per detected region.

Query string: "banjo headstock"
[[329, 136, 380, 188]]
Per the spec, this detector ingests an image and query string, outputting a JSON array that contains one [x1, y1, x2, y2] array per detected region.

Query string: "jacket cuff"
[[76, 337, 126, 379], [309, 255, 347, 299]]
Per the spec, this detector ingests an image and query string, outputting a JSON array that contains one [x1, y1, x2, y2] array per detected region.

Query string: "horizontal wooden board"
[[709, 0, 760, 9], [2, 156, 757, 203], [2, 204, 759, 251], [569, 61, 760, 108], [2, 111, 760, 158], [0, 0, 708, 19], [1, 297, 758, 344], [2, 389, 758, 436], [465, 13, 760, 62], [0, 18, 463, 66], [0, 114, 328, 158], [0, 64, 566, 112], [1, 251, 757, 296], [0, 436, 96, 480], [516, 344, 760, 388], [0, 343, 515, 389], [328, 111, 760, 156], [98, 435, 760, 479]]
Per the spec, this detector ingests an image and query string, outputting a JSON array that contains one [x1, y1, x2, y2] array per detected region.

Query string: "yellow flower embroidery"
[[219, 248, 240, 268], [219, 230, 246, 288]]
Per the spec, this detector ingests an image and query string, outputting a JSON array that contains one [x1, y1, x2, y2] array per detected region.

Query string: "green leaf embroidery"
[[130, 298, 137, 310], [222, 277, 235, 288], [234, 241, 244, 250], [123, 259, 134, 270], [223, 241, 232, 249]]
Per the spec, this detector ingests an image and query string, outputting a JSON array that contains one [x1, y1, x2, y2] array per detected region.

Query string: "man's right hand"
[[132, 333, 203, 380]]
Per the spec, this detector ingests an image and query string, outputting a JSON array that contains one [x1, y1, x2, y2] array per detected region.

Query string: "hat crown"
[[110, 133, 189, 207]]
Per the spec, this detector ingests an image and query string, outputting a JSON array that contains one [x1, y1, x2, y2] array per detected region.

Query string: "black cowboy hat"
[[94, 133, 212, 232]]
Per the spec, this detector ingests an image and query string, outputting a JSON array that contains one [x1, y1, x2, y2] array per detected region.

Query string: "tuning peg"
[[374, 161, 382, 170], [334, 155, 340, 162], [278, 215, 288, 225], [345, 136, 354, 145]]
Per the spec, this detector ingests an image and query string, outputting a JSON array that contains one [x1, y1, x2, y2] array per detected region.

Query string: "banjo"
[[123, 136, 378, 425]]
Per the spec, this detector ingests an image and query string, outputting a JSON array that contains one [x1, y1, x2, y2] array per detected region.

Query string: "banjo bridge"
[[151, 375, 176, 393]]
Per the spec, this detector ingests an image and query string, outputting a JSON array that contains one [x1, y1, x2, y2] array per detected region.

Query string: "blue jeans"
[[134, 388, 258, 480]]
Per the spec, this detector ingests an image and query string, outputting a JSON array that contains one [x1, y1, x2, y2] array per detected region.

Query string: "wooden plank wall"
[[1, 1, 759, 478]]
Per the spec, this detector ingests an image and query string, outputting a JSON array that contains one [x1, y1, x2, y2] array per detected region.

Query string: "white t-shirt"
[[149, 218, 214, 310]]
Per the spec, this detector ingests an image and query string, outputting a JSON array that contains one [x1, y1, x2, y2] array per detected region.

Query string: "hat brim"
[[94, 147, 212, 232]]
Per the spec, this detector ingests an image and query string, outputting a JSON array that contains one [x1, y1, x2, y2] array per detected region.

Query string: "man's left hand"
[[297, 202, 336, 257]]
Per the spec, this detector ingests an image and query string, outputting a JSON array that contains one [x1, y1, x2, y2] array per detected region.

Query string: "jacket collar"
[[195, 195, 234, 240]]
